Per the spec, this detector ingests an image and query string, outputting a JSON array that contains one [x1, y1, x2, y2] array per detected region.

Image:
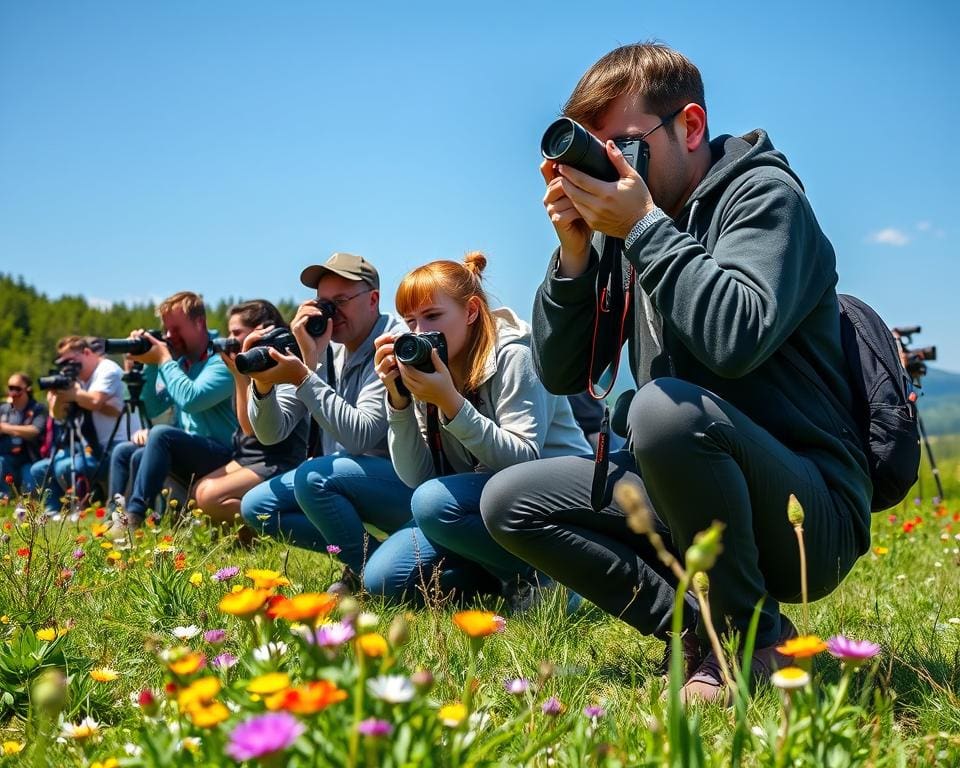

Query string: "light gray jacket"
[[387, 307, 590, 487], [249, 313, 406, 457]]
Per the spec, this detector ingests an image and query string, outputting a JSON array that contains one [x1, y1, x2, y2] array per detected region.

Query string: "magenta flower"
[[312, 621, 355, 648], [504, 677, 529, 695], [356, 718, 393, 738], [212, 652, 238, 669], [72, 548, 85, 560], [583, 705, 605, 719], [326, 544, 342, 555], [204, 629, 227, 645], [827, 636, 881, 666], [212, 566, 240, 582], [541, 696, 563, 716], [226, 713, 305, 762]]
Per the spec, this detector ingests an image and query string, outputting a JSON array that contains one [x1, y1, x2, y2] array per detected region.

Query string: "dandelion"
[[367, 675, 416, 704], [36, 627, 57, 642], [90, 667, 119, 683], [504, 677, 529, 696], [226, 713, 305, 762], [357, 633, 388, 658], [2, 742, 25, 755], [60, 716, 101, 742], [90, 759, 118, 768], [173, 625, 202, 641], [265, 680, 348, 714], [356, 718, 392, 738], [438, 703, 467, 727], [826, 636, 881, 667], [452, 610, 506, 638], [203, 629, 227, 645], [770, 666, 810, 690], [312, 620, 355, 648], [541, 696, 563, 716], [212, 565, 240, 582]]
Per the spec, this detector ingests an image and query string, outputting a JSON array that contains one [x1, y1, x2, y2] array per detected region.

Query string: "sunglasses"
[[7, 385, 24, 393]]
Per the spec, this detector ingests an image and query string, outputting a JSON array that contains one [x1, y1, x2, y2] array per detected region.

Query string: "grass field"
[[1, 439, 959, 766]]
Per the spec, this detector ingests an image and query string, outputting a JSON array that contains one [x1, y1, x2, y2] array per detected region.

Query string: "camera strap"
[[587, 234, 634, 512], [425, 403, 451, 477], [307, 346, 337, 458]]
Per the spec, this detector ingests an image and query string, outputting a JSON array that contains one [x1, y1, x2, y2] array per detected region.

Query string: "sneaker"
[[327, 565, 361, 597], [655, 631, 709, 681], [679, 615, 798, 706]]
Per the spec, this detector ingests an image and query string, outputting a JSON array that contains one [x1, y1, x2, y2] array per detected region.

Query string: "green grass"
[[1, 444, 959, 766]]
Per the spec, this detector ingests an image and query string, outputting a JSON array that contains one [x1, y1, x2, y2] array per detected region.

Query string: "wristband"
[[625, 207, 669, 249]]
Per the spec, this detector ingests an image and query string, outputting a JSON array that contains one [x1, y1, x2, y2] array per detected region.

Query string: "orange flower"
[[187, 700, 229, 728], [91, 523, 109, 538], [173, 552, 187, 571], [219, 588, 270, 619], [90, 667, 119, 683], [265, 680, 348, 714], [268, 592, 337, 623], [357, 633, 388, 658], [452, 610, 505, 638], [177, 676, 221, 710], [777, 635, 828, 659], [168, 651, 206, 677], [245, 568, 291, 589]]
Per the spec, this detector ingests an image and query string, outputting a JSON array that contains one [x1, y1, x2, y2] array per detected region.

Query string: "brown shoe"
[[655, 631, 708, 681], [679, 615, 798, 706]]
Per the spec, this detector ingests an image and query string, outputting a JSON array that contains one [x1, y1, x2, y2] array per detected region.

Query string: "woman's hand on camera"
[[397, 349, 464, 420], [374, 334, 410, 410], [291, 300, 333, 372]]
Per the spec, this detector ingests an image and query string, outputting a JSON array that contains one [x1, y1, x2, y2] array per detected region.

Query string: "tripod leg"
[[916, 412, 945, 502]]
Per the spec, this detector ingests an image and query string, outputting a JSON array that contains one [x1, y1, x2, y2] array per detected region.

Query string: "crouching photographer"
[[29, 336, 128, 512], [1, 373, 48, 496]]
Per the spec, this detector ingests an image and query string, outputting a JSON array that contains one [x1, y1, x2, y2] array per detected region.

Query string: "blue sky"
[[2, 1, 958, 372]]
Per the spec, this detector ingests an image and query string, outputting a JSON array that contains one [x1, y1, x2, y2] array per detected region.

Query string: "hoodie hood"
[[477, 307, 531, 385]]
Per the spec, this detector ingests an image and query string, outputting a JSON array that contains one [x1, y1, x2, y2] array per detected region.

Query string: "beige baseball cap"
[[299, 252, 380, 290]]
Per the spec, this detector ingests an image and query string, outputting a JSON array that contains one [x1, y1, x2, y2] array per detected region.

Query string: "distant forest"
[[0, 273, 297, 380]]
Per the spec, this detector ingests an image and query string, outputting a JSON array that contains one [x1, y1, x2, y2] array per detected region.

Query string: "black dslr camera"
[[394, 331, 448, 398], [304, 300, 338, 337], [892, 325, 936, 382], [541, 117, 650, 181], [210, 337, 242, 354], [102, 330, 166, 356], [38, 359, 83, 391], [234, 328, 302, 375]]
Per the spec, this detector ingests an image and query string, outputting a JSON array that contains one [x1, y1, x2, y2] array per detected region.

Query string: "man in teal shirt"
[[109, 291, 237, 533]]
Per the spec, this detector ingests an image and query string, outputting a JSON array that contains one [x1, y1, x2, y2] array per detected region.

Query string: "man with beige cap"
[[240, 253, 411, 590]]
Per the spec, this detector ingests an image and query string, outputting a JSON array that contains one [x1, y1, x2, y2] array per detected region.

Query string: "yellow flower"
[[178, 676, 222, 710], [189, 571, 204, 587], [438, 702, 467, 727], [91, 522, 109, 537], [245, 568, 291, 589], [106, 551, 122, 562], [37, 627, 57, 642], [770, 666, 810, 690], [100, 541, 114, 550], [0, 616, 9, 624], [777, 635, 828, 659], [91, 759, 119, 768], [187, 700, 229, 728], [155, 541, 174, 553], [452, 610, 505, 638], [873, 546, 889, 556], [246, 672, 291, 695], [357, 633, 388, 658], [168, 651, 206, 677], [219, 588, 270, 618], [2, 742, 25, 755], [90, 667, 119, 683]]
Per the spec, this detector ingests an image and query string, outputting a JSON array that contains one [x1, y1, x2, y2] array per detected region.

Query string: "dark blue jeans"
[[126, 425, 232, 518], [0, 453, 34, 497]]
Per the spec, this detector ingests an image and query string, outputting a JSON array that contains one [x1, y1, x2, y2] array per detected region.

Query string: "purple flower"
[[72, 548, 85, 560], [212, 566, 240, 582], [504, 677, 529, 696], [583, 705, 605, 719], [212, 652, 238, 669], [204, 629, 227, 645], [326, 544, 342, 556], [356, 718, 393, 738], [827, 636, 881, 666], [913, 497, 922, 507], [226, 713, 304, 762], [312, 621, 355, 648], [541, 696, 563, 717]]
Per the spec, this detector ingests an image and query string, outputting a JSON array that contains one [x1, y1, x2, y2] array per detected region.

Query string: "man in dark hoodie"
[[481, 43, 872, 702]]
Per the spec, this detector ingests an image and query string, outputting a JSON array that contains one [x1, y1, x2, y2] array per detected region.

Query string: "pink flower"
[[326, 545, 342, 556], [212, 652, 238, 669], [827, 635, 881, 667], [356, 718, 392, 738], [311, 621, 355, 648], [504, 678, 529, 695], [583, 705, 605, 719], [72, 548, 85, 560], [212, 566, 240, 582], [541, 696, 563, 716], [227, 713, 304, 761], [204, 629, 227, 645]]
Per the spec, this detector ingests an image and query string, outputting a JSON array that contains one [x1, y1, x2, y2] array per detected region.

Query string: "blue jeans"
[[109, 441, 144, 506], [293, 454, 414, 573], [363, 472, 512, 601], [127, 425, 232, 518], [31, 448, 103, 512], [240, 469, 329, 551], [0, 454, 34, 496]]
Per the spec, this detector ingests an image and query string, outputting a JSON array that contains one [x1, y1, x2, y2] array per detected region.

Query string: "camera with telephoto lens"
[[541, 117, 650, 182], [210, 337, 242, 354], [234, 327, 303, 375], [892, 325, 936, 381], [393, 331, 448, 398], [102, 330, 166, 356], [304, 300, 338, 337], [38, 359, 83, 391]]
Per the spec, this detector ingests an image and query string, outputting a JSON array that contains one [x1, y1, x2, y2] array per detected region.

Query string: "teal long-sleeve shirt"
[[142, 354, 237, 449]]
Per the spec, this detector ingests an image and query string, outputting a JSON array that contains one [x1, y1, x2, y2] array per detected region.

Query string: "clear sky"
[[2, 1, 957, 370]]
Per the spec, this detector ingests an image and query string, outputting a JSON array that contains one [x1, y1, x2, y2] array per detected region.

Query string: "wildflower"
[[356, 611, 380, 632], [245, 568, 290, 589], [219, 588, 271, 618], [212, 652, 239, 669], [2, 742, 25, 756], [226, 713, 305, 762], [178, 677, 222, 710], [873, 546, 889, 555], [60, 716, 101, 742], [36, 627, 57, 642], [770, 666, 810, 690], [168, 651, 206, 677], [438, 702, 467, 727], [90, 759, 118, 768], [326, 544, 342, 555], [90, 667, 119, 683], [188, 700, 230, 728], [173, 551, 187, 571], [213, 565, 240, 582], [776, 635, 828, 659], [411, 669, 434, 693], [72, 547, 85, 559], [92, 522, 109, 538], [452, 610, 506, 638], [189, 571, 204, 587], [16, 547, 30, 558], [252, 641, 288, 663], [247, 673, 291, 695], [826, 635, 881, 667], [268, 592, 337, 623], [583, 705, 606, 719], [106, 551, 122, 563], [173, 625, 202, 641], [265, 680, 348, 714], [388, 613, 411, 648], [312, 620, 355, 648], [203, 629, 227, 645], [542, 696, 563, 716], [505, 677, 529, 695], [613, 478, 654, 534], [138, 689, 158, 716], [903, 521, 916, 534], [356, 718, 393, 738], [357, 633, 389, 658], [367, 675, 416, 704]]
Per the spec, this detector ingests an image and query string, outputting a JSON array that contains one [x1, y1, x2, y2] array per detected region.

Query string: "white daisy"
[[366, 675, 415, 704]]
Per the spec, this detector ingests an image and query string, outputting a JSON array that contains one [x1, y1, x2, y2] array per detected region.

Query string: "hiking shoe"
[[327, 565, 362, 597], [106, 511, 143, 542], [679, 615, 798, 706], [655, 631, 709, 681]]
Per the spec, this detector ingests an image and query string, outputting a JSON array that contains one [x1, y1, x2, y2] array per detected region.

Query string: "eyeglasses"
[[616, 106, 686, 143], [7, 385, 24, 393], [328, 288, 373, 309]]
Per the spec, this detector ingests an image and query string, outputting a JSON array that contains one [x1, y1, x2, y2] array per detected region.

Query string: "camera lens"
[[540, 117, 619, 182], [394, 334, 432, 367], [103, 337, 151, 356], [235, 347, 275, 375], [305, 314, 328, 337]]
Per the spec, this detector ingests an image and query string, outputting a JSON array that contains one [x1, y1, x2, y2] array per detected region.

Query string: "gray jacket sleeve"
[[247, 382, 307, 446], [386, 399, 435, 488], [294, 368, 388, 455], [443, 344, 546, 471]]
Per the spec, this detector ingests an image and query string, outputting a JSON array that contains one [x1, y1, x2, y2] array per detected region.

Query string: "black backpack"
[[784, 294, 920, 511]]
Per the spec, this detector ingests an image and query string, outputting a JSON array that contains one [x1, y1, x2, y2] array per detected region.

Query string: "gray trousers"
[[481, 378, 863, 648]]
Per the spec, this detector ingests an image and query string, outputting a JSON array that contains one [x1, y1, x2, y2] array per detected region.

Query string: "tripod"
[[893, 327, 944, 502], [37, 402, 90, 517]]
